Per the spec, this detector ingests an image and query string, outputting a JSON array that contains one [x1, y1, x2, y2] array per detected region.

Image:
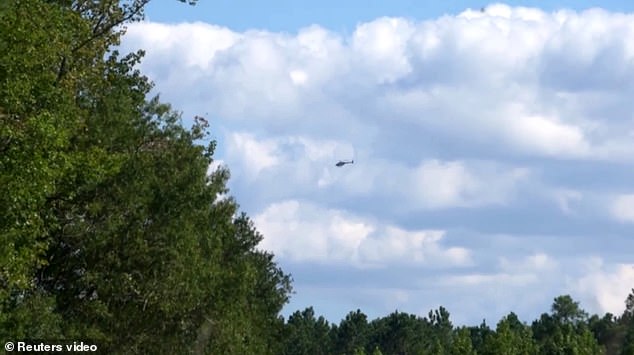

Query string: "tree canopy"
[[1, 1, 290, 353], [282, 292, 634, 355]]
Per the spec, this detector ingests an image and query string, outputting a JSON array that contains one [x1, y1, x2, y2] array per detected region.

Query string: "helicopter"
[[335, 160, 354, 167]]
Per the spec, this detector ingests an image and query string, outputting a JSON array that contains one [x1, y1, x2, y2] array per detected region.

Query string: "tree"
[[1, 0, 100, 339], [333, 309, 370, 355], [588, 313, 622, 354], [1, 1, 292, 353], [1, 0, 79, 306], [483, 312, 537, 355], [429, 306, 454, 349], [283, 307, 333, 355], [532, 296, 603, 355], [620, 289, 634, 355], [467, 319, 494, 354], [368, 311, 430, 355], [449, 327, 476, 355], [552, 295, 588, 325], [625, 290, 634, 322]]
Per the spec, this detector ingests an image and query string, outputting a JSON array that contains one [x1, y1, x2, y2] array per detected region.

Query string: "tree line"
[[281, 292, 634, 355]]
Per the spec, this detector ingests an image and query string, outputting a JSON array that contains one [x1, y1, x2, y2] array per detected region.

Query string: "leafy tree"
[[1, 0, 81, 310], [589, 313, 623, 354], [1, 1, 292, 354], [283, 307, 333, 355], [622, 327, 634, 355], [429, 306, 454, 349], [621, 289, 634, 355], [467, 319, 494, 354], [0, 0, 104, 340], [368, 311, 430, 355], [625, 290, 634, 323], [333, 309, 370, 355], [279, 291, 634, 355], [552, 295, 588, 325], [483, 312, 537, 355], [449, 327, 476, 355], [532, 296, 603, 355]]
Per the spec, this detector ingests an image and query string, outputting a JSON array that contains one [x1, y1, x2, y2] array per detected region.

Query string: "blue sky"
[[125, 1, 634, 326], [146, 0, 634, 32]]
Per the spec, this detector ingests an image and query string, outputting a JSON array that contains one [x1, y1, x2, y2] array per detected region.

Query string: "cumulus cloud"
[[410, 159, 529, 208], [121, 4, 634, 324], [254, 199, 471, 267], [224, 131, 530, 209], [123, 4, 634, 163], [611, 194, 634, 222], [572, 258, 634, 315], [226, 132, 280, 179]]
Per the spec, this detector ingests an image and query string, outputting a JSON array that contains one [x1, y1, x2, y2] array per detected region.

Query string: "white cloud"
[[226, 132, 280, 178], [552, 188, 583, 215], [410, 160, 530, 209], [505, 114, 591, 158], [124, 21, 239, 71], [123, 6, 634, 161], [352, 17, 414, 83], [611, 194, 634, 222], [412, 160, 478, 208], [254, 199, 471, 267], [500, 252, 558, 273], [323, 157, 529, 209], [410, 160, 528, 208], [442, 273, 538, 287], [223, 131, 529, 209], [443, 252, 557, 288], [225, 132, 357, 190], [122, 5, 634, 324], [573, 258, 634, 316], [289, 69, 308, 85]]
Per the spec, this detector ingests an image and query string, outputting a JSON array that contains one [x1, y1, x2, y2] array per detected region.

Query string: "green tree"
[[1, 1, 292, 353], [624, 290, 634, 323], [0, 0, 102, 339], [467, 319, 494, 354], [449, 327, 476, 355], [1, 0, 78, 306], [589, 313, 623, 354], [484, 312, 537, 355], [333, 309, 370, 355], [621, 289, 634, 355], [532, 296, 603, 355], [552, 295, 588, 325], [429, 306, 454, 350], [283, 307, 333, 355], [368, 311, 430, 355]]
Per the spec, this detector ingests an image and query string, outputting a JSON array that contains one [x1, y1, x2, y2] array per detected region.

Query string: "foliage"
[[1, 1, 291, 353], [282, 292, 634, 355], [282, 307, 332, 355]]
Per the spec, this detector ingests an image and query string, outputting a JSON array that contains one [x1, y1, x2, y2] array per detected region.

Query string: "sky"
[[122, 1, 634, 326]]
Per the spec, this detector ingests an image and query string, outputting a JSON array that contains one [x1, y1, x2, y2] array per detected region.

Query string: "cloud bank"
[[122, 3, 634, 324]]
